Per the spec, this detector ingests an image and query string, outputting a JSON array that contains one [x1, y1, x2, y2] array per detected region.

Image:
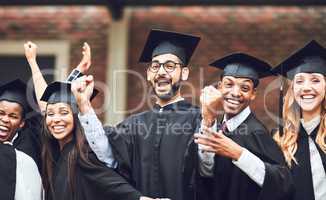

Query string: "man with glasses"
[[71, 29, 202, 200]]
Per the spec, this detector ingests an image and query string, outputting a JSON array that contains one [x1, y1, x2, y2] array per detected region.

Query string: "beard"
[[154, 80, 181, 100]]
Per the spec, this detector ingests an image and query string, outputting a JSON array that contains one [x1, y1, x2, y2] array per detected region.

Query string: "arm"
[[197, 86, 223, 177], [197, 120, 216, 177], [15, 150, 42, 200], [72, 75, 117, 168], [78, 108, 117, 168], [24, 41, 92, 112], [24, 42, 47, 112]]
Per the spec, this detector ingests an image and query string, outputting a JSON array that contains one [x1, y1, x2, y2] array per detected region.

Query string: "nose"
[[0, 115, 10, 123], [230, 85, 241, 98], [302, 80, 312, 92], [157, 64, 168, 75], [52, 115, 62, 123]]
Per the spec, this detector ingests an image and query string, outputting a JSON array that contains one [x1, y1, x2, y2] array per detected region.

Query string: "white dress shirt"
[[15, 149, 42, 200], [301, 116, 326, 200], [198, 106, 266, 187], [78, 108, 117, 168]]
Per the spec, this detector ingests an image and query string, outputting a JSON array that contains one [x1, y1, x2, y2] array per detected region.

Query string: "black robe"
[[291, 124, 326, 200], [49, 142, 142, 200], [105, 100, 201, 200], [0, 143, 16, 200], [13, 112, 42, 170], [211, 113, 294, 200]]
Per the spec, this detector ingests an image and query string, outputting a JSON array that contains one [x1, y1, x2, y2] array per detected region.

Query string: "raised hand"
[[24, 41, 37, 63], [76, 42, 91, 74], [71, 75, 94, 114], [194, 127, 243, 160], [200, 85, 223, 127]]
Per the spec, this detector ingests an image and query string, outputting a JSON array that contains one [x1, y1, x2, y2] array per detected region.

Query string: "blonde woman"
[[273, 40, 326, 200]]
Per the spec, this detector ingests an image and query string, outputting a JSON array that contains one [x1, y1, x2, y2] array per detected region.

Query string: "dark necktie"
[[221, 121, 228, 134]]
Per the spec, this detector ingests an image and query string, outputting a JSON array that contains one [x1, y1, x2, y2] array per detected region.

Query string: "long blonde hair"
[[274, 81, 326, 167]]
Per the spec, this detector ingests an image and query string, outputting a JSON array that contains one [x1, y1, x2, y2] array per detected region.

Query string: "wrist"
[[232, 146, 243, 161], [78, 99, 92, 114], [202, 117, 215, 127], [27, 58, 37, 65]]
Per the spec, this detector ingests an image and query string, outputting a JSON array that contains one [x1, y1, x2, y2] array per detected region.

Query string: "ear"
[[250, 88, 257, 101], [217, 81, 222, 90], [19, 120, 25, 129], [181, 67, 189, 81], [146, 68, 151, 81]]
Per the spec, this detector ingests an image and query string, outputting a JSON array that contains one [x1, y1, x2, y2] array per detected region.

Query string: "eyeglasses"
[[148, 61, 183, 73]]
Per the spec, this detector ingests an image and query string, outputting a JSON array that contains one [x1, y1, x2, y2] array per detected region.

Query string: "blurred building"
[[0, 4, 325, 130]]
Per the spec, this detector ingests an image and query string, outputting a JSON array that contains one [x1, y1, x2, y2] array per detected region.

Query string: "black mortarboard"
[[0, 79, 29, 114], [40, 81, 98, 113], [210, 53, 273, 87], [138, 29, 200, 65], [273, 40, 326, 79]]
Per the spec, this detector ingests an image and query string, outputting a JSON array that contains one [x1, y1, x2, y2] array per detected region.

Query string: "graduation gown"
[[212, 113, 293, 200], [106, 100, 201, 200], [0, 143, 16, 200], [291, 124, 326, 200], [49, 142, 142, 200], [13, 112, 42, 169]]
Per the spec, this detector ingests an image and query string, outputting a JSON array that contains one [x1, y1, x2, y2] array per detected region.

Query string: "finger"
[[197, 144, 216, 153], [195, 138, 214, 147], [202, 127, 217, 135], [85, 75, 94, 84], [194, 135, 219, 147], [212, 130, 224, 138]]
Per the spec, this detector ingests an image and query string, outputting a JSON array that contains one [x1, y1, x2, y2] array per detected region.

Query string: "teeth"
[[227, 99, 240, 105], [0, 126, 9, 131], [53, 125, 65, 132], [302, 95, 315, 99]]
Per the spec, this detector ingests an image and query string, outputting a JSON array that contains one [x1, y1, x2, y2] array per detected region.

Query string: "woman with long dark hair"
[[39, 81, 142, 200], [273, 40, 326, 200]]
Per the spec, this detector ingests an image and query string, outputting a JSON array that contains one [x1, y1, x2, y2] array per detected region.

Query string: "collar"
[[300, 115, 321, 135], [223, 106, 251, 132], [10, 132, 19, 144], [153, 98, 191, 112]]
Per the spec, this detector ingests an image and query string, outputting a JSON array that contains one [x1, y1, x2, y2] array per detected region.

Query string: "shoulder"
[[244, 113, 269, 134], [15, 150, 38, 171]]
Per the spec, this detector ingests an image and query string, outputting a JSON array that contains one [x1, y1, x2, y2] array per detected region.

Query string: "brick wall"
[[128, 6, 326, 130], [0, 6, 110, 119], [0, 6, 326, 130]]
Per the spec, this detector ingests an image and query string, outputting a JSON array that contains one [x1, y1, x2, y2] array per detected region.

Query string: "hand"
[[71, 75, 94, 114], [24, 41, 37, 63], [194, 127, 243, 160], [139, 197, 155, 200], [76, 42, 91, 73], [200, 86, 223, 127]]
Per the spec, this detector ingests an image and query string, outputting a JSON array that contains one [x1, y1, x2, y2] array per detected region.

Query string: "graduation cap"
[[0, 79, 30, 115], [273, 40, 326, 79], [40, 81, 98, 113], [272, 40, 326, 136], [210, 53, 273, 87], [138, 29, 201, 65]]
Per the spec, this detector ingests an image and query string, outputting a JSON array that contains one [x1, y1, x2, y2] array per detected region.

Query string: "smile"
[[0, 125, 10, 137], [299, 94, 317, 103], [155, 79, 171, 86], [225, 98, 241, 105], [52, 125, 66, 133]]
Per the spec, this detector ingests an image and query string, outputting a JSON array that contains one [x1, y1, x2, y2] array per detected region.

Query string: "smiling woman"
[[273, 40, 326, 200], [39, 81, 142, 200]]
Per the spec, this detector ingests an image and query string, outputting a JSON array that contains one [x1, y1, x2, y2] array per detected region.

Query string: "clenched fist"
[[76, 42, 91, 74], [24, 41, 37, 63], [200, 85, 223, 127], [71, 75, 94, 114]]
